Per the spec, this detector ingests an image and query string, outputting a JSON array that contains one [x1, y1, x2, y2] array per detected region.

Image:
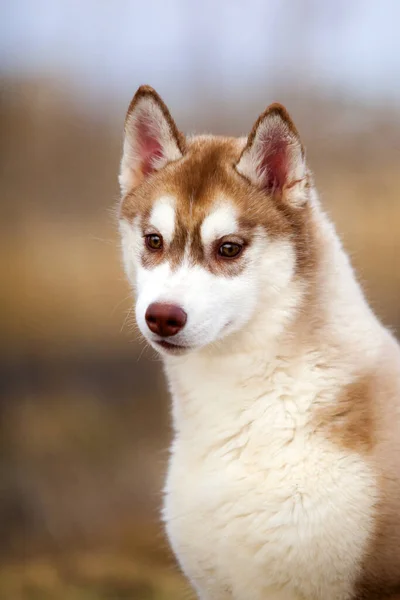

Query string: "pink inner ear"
[[259, 136, 288, 194], [137, 116, 164, 176]]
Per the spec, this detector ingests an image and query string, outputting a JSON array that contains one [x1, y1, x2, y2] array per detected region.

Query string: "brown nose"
[[145, 303, 187, 337]]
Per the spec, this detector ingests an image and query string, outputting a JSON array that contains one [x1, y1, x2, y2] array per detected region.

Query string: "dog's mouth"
[[155, 340, 192, 355]]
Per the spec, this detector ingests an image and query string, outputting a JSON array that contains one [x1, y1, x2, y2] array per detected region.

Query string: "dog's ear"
[[119, 85, 185, 194], [236, 104, 308, 208]]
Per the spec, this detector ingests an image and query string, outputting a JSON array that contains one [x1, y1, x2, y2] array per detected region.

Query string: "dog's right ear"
[[236, 103, 308, 208], [119, 85, 185, 195]]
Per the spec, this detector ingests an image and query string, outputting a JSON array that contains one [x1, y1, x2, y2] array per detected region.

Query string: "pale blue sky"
[[1, 0, 399, 109]]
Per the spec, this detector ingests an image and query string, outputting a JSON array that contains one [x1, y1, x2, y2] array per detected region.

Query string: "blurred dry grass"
[[1, 77, 400, 598], [0, 554, 193, 600], [0, 537, 194, 600]]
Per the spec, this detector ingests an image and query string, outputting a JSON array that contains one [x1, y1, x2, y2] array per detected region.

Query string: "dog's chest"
[[163, 360, 376, 599]]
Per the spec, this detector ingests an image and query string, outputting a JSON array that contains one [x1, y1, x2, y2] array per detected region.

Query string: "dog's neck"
[[163, 203, 380, 438]]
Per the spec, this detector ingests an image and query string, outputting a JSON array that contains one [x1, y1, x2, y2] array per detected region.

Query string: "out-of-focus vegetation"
[[0, 546, 194, 600]]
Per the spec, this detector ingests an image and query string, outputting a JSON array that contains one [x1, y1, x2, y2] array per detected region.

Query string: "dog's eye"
[[218, 242, 242, 259], [145, 234, 163, 251]]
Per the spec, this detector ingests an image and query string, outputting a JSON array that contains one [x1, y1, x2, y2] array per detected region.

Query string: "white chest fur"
[[162, 352, 376, 600]]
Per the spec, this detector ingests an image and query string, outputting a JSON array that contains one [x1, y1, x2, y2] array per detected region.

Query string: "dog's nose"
[[145, 303, 187, 337]]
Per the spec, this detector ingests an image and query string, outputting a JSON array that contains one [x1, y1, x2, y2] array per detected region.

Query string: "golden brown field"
[[0, 548, 194, 600]]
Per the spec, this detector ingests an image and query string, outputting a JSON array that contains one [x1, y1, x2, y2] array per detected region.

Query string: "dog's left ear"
[[236, 104, 308, 208], [119, 85, 185, 194]]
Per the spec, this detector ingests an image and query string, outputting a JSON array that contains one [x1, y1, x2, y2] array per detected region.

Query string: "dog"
[[118, 85, 400, 599]]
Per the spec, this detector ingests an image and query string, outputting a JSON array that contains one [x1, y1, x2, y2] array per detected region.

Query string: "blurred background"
[[1, 1, 400, 598]]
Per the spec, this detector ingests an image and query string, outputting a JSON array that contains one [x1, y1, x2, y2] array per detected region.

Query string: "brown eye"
[[145, 234, 163, 251], [218, 242, 242, 259]]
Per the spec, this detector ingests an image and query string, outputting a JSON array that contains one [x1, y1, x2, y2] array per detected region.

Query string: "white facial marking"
[[200, 203, 238, 246], [119, 217, 142, 284], [149, 196, 176, 243]]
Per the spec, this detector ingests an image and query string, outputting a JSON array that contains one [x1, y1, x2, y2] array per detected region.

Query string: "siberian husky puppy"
[[118, 85, 400, 600]]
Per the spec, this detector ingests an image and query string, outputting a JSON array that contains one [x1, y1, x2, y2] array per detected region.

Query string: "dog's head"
[[119, 86, 316, 356]]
